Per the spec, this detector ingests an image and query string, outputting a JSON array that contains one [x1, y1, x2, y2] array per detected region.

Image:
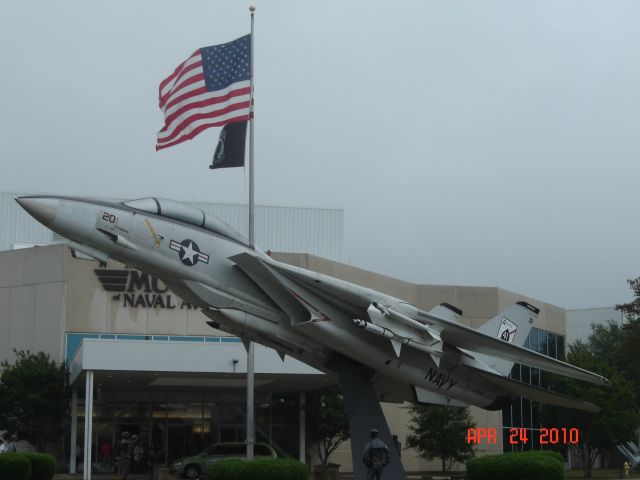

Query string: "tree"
[[0, 350, 69, 450], [586, 320, 640, 405], [305, 386, 349, 465], [542, 328, 640, 478], [615, 278, 640, 404], [616, 277, 640, 320], [405, 405, 476, 472]]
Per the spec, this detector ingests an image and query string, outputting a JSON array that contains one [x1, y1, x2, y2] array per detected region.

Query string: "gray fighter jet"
[[17, 195, 607, 475], [16, 195, 608, 407], [17, 196, 608, 411]]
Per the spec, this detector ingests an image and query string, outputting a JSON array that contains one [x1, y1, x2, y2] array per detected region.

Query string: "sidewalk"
[[52, 473, 633, 480], [54, 475, 159, 480]]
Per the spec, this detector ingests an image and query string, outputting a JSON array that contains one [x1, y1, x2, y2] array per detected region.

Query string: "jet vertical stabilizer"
[[473, 301, 539, 375], [429, 302, 463, 323]]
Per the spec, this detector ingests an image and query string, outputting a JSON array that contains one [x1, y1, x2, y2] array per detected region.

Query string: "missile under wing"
[[16, 195, 608, 413]]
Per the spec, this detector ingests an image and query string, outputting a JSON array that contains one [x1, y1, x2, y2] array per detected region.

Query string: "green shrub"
[[24, 453, 56, 480], [466, 450, 564, 480], [0, 452, 32, 480], [207, 457, 308, 480], [535, 450, 564, 465]]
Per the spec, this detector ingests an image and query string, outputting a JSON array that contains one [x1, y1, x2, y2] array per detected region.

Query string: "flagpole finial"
[[249, 5, 256, 12]]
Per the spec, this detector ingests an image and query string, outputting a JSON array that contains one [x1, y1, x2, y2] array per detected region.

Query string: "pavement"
[[52, 474, 438, 480], [54, 476, 154, 480], [53, 475, 168, 480], [51, 473, 634, 480]]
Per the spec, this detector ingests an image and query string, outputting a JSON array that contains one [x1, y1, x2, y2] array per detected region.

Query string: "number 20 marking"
[[102, 212, 117, 224]]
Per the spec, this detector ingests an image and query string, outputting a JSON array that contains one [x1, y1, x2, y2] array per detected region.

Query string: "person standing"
[[362, 428, 391, 480], [132, 444, 144, 473], [0, 438, 6, 453], [99, 439, 113, 467], [117, 432, 138, 480]]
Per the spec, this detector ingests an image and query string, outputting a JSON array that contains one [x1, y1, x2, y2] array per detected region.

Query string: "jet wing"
[[396, 307, 610, 387], [229, 252, 367, 322], [467, 365, 600, 412], [230, 252, 608, 388]]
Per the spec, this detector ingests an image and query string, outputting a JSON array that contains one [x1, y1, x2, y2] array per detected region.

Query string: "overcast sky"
[[1, 1, 639, 310]]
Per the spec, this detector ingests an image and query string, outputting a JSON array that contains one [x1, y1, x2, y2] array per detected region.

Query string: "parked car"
[[170, 442, 277, 479]]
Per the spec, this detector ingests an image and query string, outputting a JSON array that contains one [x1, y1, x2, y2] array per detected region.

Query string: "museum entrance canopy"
[[67, 337, 327, 476], [68, 337, 329, 393]]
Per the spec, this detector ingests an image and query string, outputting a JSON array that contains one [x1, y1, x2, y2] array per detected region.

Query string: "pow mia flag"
[[210, 120, 248, 169]]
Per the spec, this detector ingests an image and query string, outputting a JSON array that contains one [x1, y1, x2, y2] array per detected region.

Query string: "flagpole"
[[248, 6, 255, 247], [246, 4, 256, 462]]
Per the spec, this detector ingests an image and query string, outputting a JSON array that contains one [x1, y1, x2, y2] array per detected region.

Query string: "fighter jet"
[[17, 195, 608, 413]]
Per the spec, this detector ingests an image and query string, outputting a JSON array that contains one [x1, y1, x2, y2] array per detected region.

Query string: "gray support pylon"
[[336, 358, 406, 480]]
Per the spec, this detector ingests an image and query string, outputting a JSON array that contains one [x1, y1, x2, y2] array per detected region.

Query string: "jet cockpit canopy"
[[123, 197, 248, 246]]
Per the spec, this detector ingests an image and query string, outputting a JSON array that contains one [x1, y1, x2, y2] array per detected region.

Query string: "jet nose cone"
[[15, 196, 59, 227]]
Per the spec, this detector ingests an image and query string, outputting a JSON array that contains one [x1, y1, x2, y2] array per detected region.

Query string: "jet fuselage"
[[16, 195, 606, 412]]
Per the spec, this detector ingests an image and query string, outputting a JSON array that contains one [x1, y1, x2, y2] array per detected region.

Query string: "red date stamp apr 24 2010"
[[467, 427, 580, 445]]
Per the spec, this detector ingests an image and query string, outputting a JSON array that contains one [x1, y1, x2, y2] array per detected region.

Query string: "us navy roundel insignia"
[[169, 239, 210, 266]]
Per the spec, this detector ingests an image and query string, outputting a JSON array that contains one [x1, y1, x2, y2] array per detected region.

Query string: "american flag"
[[156, 34, 252, 151]]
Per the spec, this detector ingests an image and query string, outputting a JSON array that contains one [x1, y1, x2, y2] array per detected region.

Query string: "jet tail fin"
[[473, 301, 539, 376]]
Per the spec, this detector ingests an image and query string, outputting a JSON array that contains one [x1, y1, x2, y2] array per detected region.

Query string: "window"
[[123, 197, 160, 214], [530, 368, 540, 387], [522, 399, 532, 429], [537, 330, 548, 355], [124, 197, 204, 226], [548, 333, 557, 359], [557, 336, 565, 360], [502, 327, 566, 453], [502, 405, 512, 427], [512, 398, 522, 427], [532, 403, 540, 427], [529, 328, 539, 353]]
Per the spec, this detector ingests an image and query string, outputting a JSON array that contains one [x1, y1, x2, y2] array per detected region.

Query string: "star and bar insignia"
[[169, 239, 210, 266]]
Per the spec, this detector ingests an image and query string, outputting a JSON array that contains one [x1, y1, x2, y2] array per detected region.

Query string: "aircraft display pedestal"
[[335, 357, 407, 480]]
